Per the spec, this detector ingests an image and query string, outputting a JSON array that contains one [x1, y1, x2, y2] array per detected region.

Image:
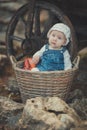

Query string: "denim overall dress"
[[37, 44, 66, 71]]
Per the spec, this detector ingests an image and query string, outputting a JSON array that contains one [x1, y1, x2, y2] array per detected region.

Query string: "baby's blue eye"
[[52, 34, 55, 37], [58, 37, 62, 39]]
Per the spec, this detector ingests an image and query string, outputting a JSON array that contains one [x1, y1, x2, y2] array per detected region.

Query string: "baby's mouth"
[[52, 42, 56, 45]]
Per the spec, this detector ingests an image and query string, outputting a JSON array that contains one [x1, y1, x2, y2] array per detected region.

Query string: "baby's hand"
[[32, 56, 40, 65]]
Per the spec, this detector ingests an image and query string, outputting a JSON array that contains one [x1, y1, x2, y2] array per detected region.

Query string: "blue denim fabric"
[[37, 44, 66, 71]]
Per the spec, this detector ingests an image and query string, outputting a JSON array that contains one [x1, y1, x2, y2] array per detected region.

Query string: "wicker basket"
[[10, 56, 80, 103]]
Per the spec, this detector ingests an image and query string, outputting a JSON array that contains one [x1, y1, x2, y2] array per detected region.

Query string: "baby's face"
[[48, 30, 66, 49]]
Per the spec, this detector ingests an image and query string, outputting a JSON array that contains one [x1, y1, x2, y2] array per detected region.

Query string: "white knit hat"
[[47, 23, 71, 46]]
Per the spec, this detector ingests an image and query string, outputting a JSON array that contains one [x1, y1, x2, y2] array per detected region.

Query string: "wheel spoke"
[[10, 35, 24, 42], [16, 53, 26, 61], [34, 7, 41, 36], [25, 0, 36, 39]]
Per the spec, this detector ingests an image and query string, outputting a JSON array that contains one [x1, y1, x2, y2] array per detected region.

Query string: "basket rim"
[[12, 55, 80, 74], [14, 63, 78, 74]]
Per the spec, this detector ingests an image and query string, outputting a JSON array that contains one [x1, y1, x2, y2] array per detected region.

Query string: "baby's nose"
[[53, 37, 57, 41]]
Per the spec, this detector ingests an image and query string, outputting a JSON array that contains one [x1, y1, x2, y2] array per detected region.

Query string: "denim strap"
[[45, 44, 49, 51]]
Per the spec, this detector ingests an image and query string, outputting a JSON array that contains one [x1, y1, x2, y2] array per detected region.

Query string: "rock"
[[71, 127, 87, 130], [67, 89, 87, 120], [69, 97, 87, 120], [77, 71, 87, 82], [0, 96, 24, 124], [0, 95, 86, 130], [6, 77, 19, 93], [0, 55, 11, 76], [0, 43, 6, 54], [58, 114, 76, 128], [0, 54, 7, 61], [19, 97, 82, 130], [0, 96, 24, 111], [68, 89, 84, 101], [78, 47, 87, 59], [44, 97, 81, 126]]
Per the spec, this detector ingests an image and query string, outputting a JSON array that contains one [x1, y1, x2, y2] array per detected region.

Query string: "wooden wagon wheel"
[[6, 1, 78, 61]]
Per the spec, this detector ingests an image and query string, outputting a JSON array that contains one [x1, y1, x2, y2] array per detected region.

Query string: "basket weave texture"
[[12, 56, 80, 103]]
